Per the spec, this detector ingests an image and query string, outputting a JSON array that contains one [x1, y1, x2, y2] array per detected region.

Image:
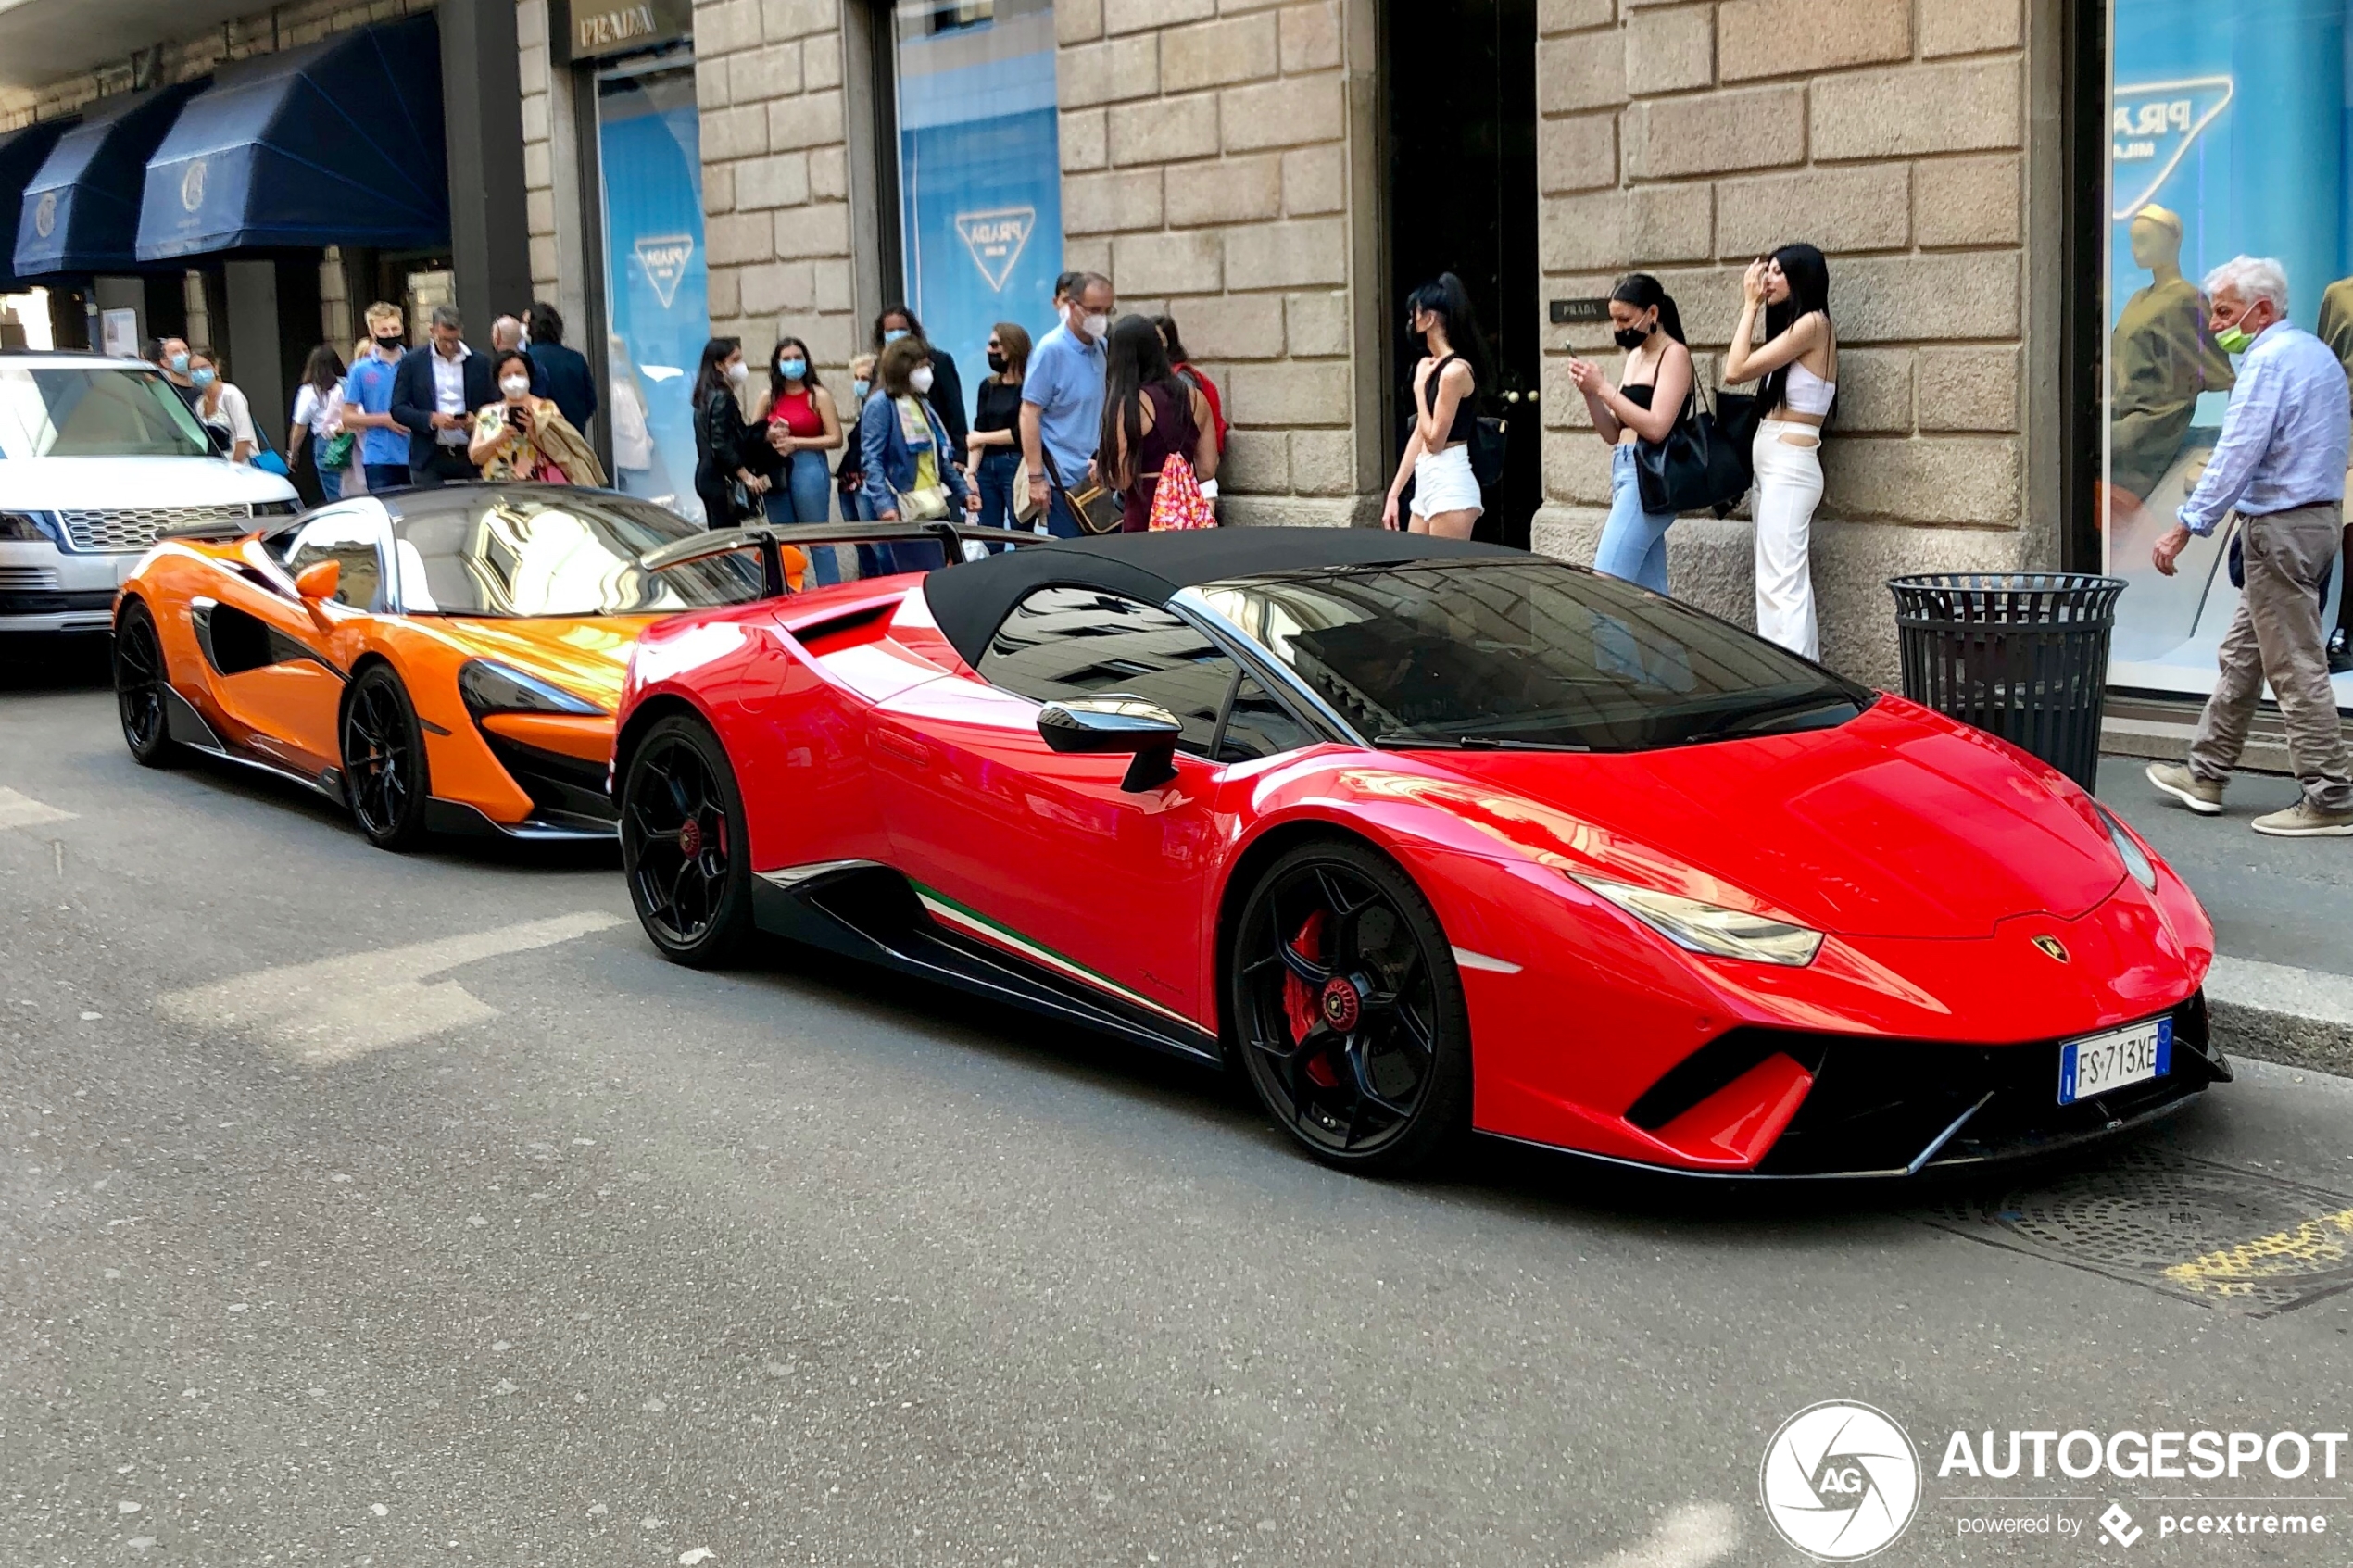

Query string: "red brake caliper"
[[1281, 912, 1342, 1087]]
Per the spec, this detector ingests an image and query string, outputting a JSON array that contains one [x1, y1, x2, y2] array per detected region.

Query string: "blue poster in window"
[[2103, 0, 2352, 706], [894, 0, 1063, 437], [598, 67, 707, 521]]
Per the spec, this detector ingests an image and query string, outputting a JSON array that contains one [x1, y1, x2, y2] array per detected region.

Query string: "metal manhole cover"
[[1924, 1147, 2353, 1317]]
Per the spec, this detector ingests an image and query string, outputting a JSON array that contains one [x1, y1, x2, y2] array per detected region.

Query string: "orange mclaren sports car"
[[111, 483, 753, 849]]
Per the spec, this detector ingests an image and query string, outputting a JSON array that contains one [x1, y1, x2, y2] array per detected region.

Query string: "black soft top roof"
[[923, 528, 1518, 668]]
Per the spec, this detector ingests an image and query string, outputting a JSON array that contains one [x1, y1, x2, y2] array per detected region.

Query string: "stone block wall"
[[688, 0, 861, 374], [1531, 0, 2047, 684], [1054, 0, 1374, 527]]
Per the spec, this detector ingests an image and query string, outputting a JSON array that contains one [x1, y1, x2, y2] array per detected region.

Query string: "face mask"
[[986, 350, 1008, 372], [190, 369, 216, 391], [1613, 322, 1654, 351], [168, 352, 189, 374], [777, 358, 806, 380], [724, 359, 749, 385], [852, 379, 871, 401], [375, 334, 403, 352], [501, 375, 531, 398], [883, 328, 911, 344], [1081, 312, 1111, 340], [2214, 312, 2261, 355], [910, 366, 936, 395]]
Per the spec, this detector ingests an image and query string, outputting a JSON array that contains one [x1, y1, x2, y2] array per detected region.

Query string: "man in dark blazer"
[[391, 304, 495, 485], [525, 301, 599, 437]]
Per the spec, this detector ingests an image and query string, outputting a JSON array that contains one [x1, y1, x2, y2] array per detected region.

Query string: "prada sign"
[[572, 0, 691, 58]]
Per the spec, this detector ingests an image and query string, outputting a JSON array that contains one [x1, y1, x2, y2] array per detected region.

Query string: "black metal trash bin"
[[1887, 572, 2127, 793]]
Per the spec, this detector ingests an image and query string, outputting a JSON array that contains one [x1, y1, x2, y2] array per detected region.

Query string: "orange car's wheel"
[[1229, 838, 1471, 1176], [341, 665, 431, 851], [113, 598, 182, 768], [620, 713, 754, 968]]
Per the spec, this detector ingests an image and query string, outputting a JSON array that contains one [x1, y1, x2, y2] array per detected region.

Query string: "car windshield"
[[1196, 558, 1872, 752], [391, 490, 762, 618], [0, 364, 213, 459]]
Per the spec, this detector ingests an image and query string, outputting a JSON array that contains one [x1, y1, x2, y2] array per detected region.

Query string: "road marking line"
[[0, 787, 75, 832], [1575, 1502, 1739, 1568], [2163, 1206, 2353, 1298], [158, 911, 625, 1063]]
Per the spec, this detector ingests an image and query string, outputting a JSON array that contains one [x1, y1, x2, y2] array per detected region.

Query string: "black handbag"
[[1715, 388, 1765, 455], [1468, 413, 1507, 488], [1040, 445, 1124, 535], [1634, 384, 1753, 518]]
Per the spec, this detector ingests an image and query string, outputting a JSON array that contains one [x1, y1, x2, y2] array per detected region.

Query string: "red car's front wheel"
[[1229, 839, 1471, 1174], [620, 713, 755, 968]]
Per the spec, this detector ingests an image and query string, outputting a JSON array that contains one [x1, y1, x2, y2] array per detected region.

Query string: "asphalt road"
[[6, 634, 2353, 1568]]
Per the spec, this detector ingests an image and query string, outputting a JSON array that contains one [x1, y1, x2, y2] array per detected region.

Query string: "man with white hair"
[[490, 314, 548, 396], [2149, 256, 2353, 836]]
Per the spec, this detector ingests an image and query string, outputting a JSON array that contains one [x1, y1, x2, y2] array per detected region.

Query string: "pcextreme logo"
[[1759, 1401, 1922, 1561]]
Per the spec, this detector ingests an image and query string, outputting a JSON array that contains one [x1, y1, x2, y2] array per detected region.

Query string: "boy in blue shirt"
[[342, 302, 410, 492]]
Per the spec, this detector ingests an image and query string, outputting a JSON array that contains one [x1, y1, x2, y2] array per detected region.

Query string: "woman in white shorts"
[[1382, 273, 1489, 538]]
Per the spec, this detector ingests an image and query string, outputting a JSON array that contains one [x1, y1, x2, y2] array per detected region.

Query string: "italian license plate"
[[2058, 1017, 2172, 1105]]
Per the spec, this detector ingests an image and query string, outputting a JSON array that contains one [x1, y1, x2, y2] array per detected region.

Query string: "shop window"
[[887, 0, 1062, 435], [2105, 0, 2352, 704], [598, 55, 707, 521]]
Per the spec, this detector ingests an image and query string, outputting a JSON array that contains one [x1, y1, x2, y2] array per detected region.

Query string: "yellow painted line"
[[2162, 1207, 2353, 1298]]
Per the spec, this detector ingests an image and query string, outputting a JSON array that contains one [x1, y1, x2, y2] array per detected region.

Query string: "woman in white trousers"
[[1725, 244, 1836, 660]]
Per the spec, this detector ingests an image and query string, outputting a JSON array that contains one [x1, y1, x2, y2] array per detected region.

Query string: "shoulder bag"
[[1634, 383, 1753, 518], [1039, 445, 1123, 535]]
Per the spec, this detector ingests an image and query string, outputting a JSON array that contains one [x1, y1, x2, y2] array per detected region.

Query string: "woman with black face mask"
[[1567, 273, 1693, 594], [966, 320, 1032, 537], [1382, 273, 1491, 538]]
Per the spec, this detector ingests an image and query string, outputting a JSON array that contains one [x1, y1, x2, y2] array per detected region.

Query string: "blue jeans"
[[1593, 445, 1675, 594], [764, 451, 839, 585], [975, 447, 1024, 547], [316, 465, 344, 503]]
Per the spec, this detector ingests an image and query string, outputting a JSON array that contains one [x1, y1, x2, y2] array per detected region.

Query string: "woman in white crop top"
[[1725, 244, 1837, 660]]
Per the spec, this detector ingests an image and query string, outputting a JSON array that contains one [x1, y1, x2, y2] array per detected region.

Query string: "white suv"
[[0, 351, 299, 634]]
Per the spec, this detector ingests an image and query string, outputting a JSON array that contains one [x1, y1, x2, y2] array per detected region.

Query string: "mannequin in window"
[[2109, 205, 2234, 505]]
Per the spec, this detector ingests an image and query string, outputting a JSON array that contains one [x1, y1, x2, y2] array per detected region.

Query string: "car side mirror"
[[294, 559, 340, 603], [1038, 696, 1183, 791]]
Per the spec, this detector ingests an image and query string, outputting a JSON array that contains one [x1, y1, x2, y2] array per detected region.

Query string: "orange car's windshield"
[[391, 492, 760, 618]]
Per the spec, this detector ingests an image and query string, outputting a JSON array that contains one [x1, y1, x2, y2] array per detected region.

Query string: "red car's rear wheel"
[[1230, 839, 1471, 1173], [620, 713, 754, 967]]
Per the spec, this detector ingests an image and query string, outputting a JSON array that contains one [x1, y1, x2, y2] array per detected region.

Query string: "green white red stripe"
[[911, 881, 1203, 1031]]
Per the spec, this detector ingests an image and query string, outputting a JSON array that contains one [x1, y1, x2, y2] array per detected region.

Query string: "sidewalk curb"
[[2206, 956, 2353, 1079]]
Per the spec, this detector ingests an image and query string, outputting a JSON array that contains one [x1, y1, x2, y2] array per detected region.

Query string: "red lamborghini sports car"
[[611, 525, 2226, 1177]]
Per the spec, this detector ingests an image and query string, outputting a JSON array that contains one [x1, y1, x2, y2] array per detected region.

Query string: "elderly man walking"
[[2148, 256, 2353, 836]]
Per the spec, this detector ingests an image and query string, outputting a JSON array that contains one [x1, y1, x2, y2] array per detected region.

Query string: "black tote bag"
[[1633, 384, 1753, 517]]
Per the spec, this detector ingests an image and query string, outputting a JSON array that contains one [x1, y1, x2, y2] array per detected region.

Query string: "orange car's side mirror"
[[295, 559, 340, 603]]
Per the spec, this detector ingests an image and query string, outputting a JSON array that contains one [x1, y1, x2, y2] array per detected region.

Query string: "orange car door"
[[200, 507, 386, 776]]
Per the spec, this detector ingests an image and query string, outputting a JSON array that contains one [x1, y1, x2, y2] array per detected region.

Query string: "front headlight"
[[2095, 805, 2158, 891], [1567, 872, 1825, 967], [0, 510, 57, 542], [458, 659, 604, 717]]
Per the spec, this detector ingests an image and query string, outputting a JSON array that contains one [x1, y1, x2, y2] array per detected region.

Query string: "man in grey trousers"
[[2148, 256, 2353, 836]]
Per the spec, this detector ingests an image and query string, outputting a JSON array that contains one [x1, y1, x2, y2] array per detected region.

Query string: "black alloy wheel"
[[113, 598, 181, 768], [1229, 839, 1472, 1173], [341, 665, 431, 850], [620, 714, 754, 967]]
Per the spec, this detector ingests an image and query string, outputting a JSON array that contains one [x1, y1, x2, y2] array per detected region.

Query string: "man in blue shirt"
[[2149, 257, 2353, 836], [1021, 272, 1114, 537], [341, 302, 412, 493]]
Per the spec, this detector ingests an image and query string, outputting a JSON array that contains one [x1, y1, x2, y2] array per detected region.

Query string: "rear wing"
[[637, 521, 1051, 598]]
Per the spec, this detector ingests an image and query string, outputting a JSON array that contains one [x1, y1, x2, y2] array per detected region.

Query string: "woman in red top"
[[755, 335, 845, 583]]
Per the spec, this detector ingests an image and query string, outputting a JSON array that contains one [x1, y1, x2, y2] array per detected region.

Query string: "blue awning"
[[136, 15, 447, 262], [0, 118, 74, 290], [13, 83, 202, 279]]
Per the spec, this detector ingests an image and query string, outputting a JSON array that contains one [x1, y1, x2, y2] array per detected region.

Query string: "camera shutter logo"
[[32, 190, 57, 239], [180, 157, 208, 214], [1759, 1401, 1921, 1561], [2098, 1503, 2143, 1547]]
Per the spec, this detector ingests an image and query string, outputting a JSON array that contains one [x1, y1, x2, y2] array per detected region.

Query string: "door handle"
[[875, 730, 928, 766]]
